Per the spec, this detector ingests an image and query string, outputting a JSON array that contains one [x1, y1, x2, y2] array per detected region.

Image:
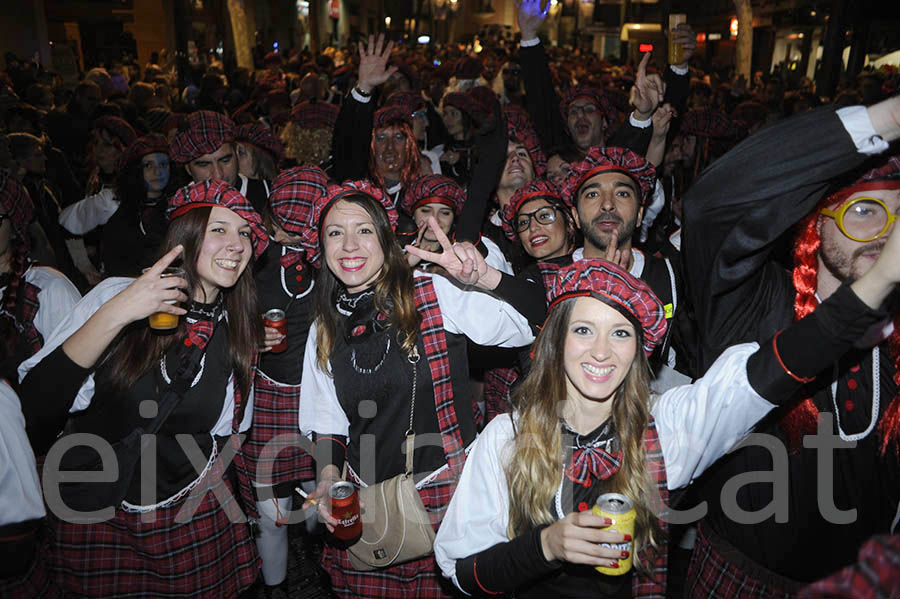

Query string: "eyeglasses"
[[820, 196, 899, 242], [567, 104, 598, 119], [515, 205, 562, 233]]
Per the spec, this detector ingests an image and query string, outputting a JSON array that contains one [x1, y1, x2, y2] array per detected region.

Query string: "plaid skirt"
[[43, 450, 260, 598], [685, 521, 801, 599], [324, 466, 461, 598], [483, 367, 518, 425], [244, 371, 314, 486]]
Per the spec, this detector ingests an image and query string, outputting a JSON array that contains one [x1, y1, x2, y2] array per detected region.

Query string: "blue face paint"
[[142, 152, 170, 194]]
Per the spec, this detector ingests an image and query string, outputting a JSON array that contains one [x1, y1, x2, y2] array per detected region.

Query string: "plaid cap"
[[235, 122, 284, 163], [384, 91, 426, 117], [400, 174, 465, 217], [562, 146, 656, 206], [453, 57, 483, 80], [93, 116, 137, 150], [548, 258, 667, 357], [441, 91, 485, 121], [505, 107, 548, 178], [681, 108, 745, 139], [295, 179, 398, 269], [290, 100, 339, 130], [0, 168, 34, 250], [170, 110, 236, 164], [167, 179, 269, 259], [116, 134, 170, 172], [825, 154, 900, 209], [374, 105, 411, 129], [268, 166, 330, 243], [500, 179, 568, 241], [561, 86, 619, 141]]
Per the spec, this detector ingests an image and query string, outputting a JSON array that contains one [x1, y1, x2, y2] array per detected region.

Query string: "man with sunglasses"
[[682, 97, 900, 597]]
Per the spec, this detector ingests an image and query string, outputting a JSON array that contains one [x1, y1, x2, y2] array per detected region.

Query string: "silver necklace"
[[830, 347, 880, 442], [350, 335, 391, 375]]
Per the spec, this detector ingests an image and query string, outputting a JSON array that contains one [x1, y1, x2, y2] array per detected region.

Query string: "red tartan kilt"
[[43, 453, 260, 598], [685, 522, 800, 599], [244, 371, 314, 485], [324, 467, 460, 598]]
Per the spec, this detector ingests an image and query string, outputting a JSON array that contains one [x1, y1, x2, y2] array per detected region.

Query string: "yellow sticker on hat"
[[664, 303, 674, 319]]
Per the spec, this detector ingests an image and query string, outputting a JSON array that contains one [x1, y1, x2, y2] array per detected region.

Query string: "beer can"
[[592, 493, 636, 576], [329, 481, 362, 541], [263, 309, 288, 353]]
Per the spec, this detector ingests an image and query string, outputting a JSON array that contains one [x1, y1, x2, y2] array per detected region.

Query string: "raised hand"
[[515, 0, 550, 41], [404, 217, 501, 289], [357, 33, 398, 94], [631, 52, 666, 121]]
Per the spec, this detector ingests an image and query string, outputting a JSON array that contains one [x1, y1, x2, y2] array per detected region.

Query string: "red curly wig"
[[368, 121, 420, 192]]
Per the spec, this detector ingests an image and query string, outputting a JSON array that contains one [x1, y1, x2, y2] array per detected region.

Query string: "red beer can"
[[329, 481, 362, 541], [263, 309, 288, 353]]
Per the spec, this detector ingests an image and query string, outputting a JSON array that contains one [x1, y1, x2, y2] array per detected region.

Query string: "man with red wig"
[[682, 96, 900, 596]]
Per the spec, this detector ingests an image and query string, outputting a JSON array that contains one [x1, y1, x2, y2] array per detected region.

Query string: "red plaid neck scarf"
[[183, 295, 224, 350], [563, 419, 623, 488]]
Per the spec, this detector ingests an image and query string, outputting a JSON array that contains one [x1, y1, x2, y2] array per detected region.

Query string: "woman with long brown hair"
[[17, 179, 267, 597], [434, 254, 900, 598], [296, 180, 533, 597]]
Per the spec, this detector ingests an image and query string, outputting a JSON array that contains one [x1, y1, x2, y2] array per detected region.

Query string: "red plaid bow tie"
[[280, 249, 304, 270], [185, 318, 215, 350], [565, 446, 623, 488]]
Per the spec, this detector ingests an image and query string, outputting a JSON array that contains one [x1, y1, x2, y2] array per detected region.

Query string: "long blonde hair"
[[505, 297, 664, 575]]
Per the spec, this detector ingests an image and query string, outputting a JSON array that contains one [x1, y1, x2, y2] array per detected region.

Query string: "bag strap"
[[404, 346, 420, 476], [143, 344, 207, 436]]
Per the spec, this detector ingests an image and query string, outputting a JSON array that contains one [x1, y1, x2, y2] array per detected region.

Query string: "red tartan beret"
[[168, 179, 269, 259], [505, 108, 547, 178], [93, 116, 137, 150], [116, 134, 170, 172], [295, 179, 398, 269], [500, 179, 568, 241], [453, 56, 483, 80], [170, 110, 236, 164], [291, 100, 339, 130], [561, 86, 619, 141], [400, 175, 465, 217], [441, 91, 484, 121], [374, 105, 411, 129], [548, 258, 667, 357], [384, 91, 426, 117], [562, 146, 656, 206], [0, 168, 34, 250], [268, 166, 330, 244], [824, 154, 900, 209], [235, 122, 284, 163], [681, 108, 745, 139]]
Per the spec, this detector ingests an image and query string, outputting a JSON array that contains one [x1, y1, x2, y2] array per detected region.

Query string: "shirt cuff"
[[350, 87, 372, 104], [836, 105, 889, 155], [520, 37, 541, 47], [629, 112, 653, 128], [669, 63, 689, 76]]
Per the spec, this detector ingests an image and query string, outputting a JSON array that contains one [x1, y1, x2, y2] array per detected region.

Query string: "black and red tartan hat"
[[384, 91, 426, 118], [500, 179, 568, 242], [824, 154, 900, 209], [235, 122, 284, 163], [291, 100, 339, 130], [0, 168, 34, 250], [374, 105, 412, 129], [268, 166, 330, 243], [505, 107, 548, 178], [296, 179, 398, 269], [168, 179, 268, 259], [400, 174, 465, 217], [561, 86, 618, 136], [562, 146, 656, 207], [116, 134, 170, 172], [93, 116, 137, 150], [548, 258, 666, 357], [170, 110, 236, 164]]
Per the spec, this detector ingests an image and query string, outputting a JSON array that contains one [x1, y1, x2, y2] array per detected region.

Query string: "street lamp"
[[385, 16, 391, 27]]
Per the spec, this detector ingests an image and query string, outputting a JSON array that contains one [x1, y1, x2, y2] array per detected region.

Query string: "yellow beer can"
[[592, 493, 636, 576]]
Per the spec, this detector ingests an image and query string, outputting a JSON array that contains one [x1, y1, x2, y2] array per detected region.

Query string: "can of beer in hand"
[[592, 493, 636, 576], [329, 482, 362, 541], [263, 309, 288, 353]]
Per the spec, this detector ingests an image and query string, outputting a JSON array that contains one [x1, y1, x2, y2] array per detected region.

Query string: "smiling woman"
[[17, 179, 268, 598]]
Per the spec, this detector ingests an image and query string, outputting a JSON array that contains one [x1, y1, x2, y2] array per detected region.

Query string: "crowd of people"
[[1, 1, 900, 597]]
